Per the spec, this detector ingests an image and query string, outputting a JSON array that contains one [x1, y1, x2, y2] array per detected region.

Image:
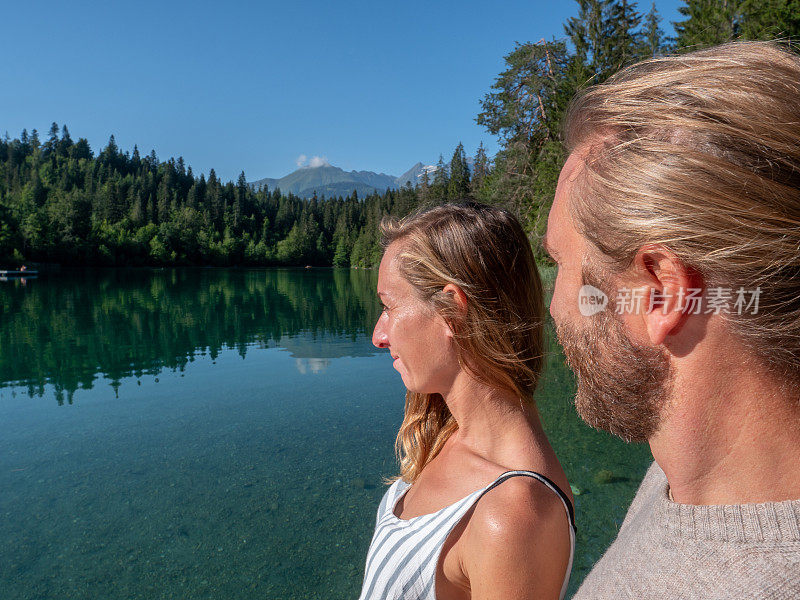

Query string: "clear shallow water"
[[0, 268, 652, 599]]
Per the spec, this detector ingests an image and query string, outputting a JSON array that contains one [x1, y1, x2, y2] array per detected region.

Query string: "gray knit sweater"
[[572, 461, 800, 599]]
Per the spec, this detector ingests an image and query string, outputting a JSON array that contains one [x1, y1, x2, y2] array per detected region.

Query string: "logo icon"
[[578, 285, 608, 316]]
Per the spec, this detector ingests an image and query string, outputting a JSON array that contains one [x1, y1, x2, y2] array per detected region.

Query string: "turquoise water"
[[0, 268, 652, 598]]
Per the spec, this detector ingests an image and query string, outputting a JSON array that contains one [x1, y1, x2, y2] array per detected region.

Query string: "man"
[[545, 41, 800, 599]]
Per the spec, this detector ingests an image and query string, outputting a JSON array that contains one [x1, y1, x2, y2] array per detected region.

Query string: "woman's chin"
[[396, 367, 419, 393], [395, 366, 411, 387], [395, 363, 437, 395], [401, 379, 437, 396]]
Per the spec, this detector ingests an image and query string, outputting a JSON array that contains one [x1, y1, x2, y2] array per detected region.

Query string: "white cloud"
[[296, 154, 330, 169], [308, 155, 329, 168]]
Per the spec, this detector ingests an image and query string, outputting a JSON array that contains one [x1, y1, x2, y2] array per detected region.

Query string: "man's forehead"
[[550, 154, 585, 223], [546, 150, 591, 258], [560, 148, 589, 185]]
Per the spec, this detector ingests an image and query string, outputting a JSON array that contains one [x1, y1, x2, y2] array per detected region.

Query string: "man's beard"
[[555, 272, 674, 443]]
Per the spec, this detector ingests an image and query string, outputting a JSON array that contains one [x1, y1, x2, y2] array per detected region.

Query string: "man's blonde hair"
[[564, 41, 800, 377]]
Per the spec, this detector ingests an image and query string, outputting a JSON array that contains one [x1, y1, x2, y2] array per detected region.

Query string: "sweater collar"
[[652, 464, 800, 542]]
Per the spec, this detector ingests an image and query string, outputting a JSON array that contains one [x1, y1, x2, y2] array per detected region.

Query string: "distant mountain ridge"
[[249, 161, 431, 199]]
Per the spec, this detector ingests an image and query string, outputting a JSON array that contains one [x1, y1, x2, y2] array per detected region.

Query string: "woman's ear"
[[440, 283, 468, 339], [441, 283, 467, 337], [442, 283, 468, 312]]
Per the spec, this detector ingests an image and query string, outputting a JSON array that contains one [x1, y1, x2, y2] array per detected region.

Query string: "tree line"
[[0, 123, 486, 267], [1, 0, 796, 268]]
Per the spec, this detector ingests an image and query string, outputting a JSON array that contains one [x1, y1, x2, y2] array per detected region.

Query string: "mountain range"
[[249, 162, 435, 199]]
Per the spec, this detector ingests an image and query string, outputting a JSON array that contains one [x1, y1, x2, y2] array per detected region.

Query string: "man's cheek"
[[549, 273, 570, 323]]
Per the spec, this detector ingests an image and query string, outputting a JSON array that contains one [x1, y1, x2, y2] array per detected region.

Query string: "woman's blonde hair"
[[380, 202, 545, 482], [564, 41, 800, 378]]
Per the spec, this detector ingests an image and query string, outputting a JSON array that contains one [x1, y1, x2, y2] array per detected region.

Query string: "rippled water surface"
[[0, 268, 652, 598]]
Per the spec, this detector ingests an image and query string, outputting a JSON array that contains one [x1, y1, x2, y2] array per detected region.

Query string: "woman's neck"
[[441, 372, 544, 458]]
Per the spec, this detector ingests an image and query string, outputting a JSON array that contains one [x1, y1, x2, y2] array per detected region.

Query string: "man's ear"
[[632, 245, 702, 345]]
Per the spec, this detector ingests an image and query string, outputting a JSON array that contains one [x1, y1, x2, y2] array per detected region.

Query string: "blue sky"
[[2, 0, 683, 182]]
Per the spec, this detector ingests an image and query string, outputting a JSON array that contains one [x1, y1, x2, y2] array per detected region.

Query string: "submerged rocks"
[[593, 469, 615, 485]]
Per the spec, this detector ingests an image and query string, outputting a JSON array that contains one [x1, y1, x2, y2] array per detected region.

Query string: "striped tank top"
[[358, 470, 576, 600]]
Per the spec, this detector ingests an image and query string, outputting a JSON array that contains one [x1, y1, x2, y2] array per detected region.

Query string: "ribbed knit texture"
[[359, 470, 576, 600], [572, 462, 800, 599]]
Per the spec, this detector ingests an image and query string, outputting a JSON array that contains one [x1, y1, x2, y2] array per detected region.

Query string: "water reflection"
[[294, 358, 330, 374], [0, 268, 381, 403]]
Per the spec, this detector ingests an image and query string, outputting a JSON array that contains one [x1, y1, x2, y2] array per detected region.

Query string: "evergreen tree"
[[606, 0, 643, 70], [60, 125, 72, 145], [71, 138, 92, 161], [565, 0, 613, 81], [156, 178, 170, 224], [332, 221, 351, 266], [47, 122, 60, 152], [59, 125, 73, 156], [471, 142, 490, 198], [131, 191, 145, 225], [431, 155, 449, 204], [29, 171, 46, 207], [418, 168, 431, 204], [478, 40, 571, 148], [740, 0, 800, 40], [477, 39, 571, 219], [0, 202, 17, 259], [566, 1, 643, 80], [674, 0, 743, 50], [641, 2, 667, 56], [447, 142, 471, 200], [47, 121, 58, 143], [106, 180, 125, 223]]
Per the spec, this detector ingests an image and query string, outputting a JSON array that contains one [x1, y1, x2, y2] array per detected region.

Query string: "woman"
[[359, 202, 575, 600]]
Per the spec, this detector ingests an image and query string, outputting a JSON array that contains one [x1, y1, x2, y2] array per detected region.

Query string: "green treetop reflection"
[[0, 268, 381, 404]]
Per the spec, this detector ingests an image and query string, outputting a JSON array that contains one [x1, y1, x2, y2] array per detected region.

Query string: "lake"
[[0, 268, 653, 599]]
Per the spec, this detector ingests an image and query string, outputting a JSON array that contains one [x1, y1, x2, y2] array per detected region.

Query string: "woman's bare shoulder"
[[473, 474, 570, 538], [458, 474, 572, 599]]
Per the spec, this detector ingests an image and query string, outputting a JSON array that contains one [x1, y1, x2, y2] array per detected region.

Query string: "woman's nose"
[[372, 318, 388, 349]]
